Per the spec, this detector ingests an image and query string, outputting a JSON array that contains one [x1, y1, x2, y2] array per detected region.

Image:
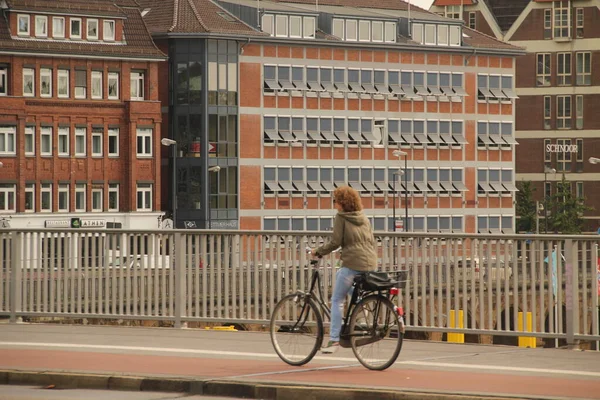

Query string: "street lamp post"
[[544, 166, 556, 234], [161, 138, 177, 228], [589, 157, 600, 165], [207, 166, 221, 229]]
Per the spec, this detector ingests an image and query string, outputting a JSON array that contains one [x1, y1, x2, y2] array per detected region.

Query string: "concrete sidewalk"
[[1, 323, 599, 400]]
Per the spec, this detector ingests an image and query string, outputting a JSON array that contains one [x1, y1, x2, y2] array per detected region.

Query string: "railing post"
[[9, 232, 22, 324], [173, 231, 186, 329], [565, 239, 579, 348]]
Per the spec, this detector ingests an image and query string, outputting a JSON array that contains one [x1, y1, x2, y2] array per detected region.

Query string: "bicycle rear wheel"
[[349, 295, 403, 371], [270, 293, 323, 366]]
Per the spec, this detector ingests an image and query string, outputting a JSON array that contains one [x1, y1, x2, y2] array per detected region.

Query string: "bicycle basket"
[[389, 269, 410, 289], [358, 272, 396, 291]]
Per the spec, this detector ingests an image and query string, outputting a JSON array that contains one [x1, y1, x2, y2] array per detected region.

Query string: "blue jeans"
[[330, 266, 360, 342]]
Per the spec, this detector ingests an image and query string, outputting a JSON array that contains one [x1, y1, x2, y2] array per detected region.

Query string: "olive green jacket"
[[314, 211, 377, 272]]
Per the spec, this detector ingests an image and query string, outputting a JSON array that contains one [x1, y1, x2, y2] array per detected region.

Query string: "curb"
[[0, 370, 558, 400]]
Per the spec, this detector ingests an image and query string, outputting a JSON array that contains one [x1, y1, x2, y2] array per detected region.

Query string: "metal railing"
[[0, 229, 598, 346]]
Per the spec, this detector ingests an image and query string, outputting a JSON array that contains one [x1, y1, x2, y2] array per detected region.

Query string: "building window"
[[449, 25, 460, 46], [424, 24, 435, 45], [275, 15, 288, 37], [557, 95, 572, 129], [18, 14, 29, 36], [25, 183, 34, 212], [359, 20, 371, 42], [445, 5, 461, 19], [576, 138, 583, 163], [261, 14, 274, 36], [87, 19, 98, 40], [556, 139, 572, 172], [25, 126, 34, 155], [57, 69, 69, 98], [108, 183, 119, 211], [74, 70, 87, 98], [92, 127, 103, 156], [0, 126, 16, 155], [71, 18, 82, 39], [346, 19, 358, 41], [40, 126, 52, 156], [576, 182, 584, 199], [0, 66, 6, 96], [53, 17, 65, 38], [108, 72, 119, 99], [557, 53, 571, 86], [208, 166, 238, 210], [576, 52, 591, 85], [536, 53, 551, 86], [289, 15, 301, 38], [103, 20, 115, 41], [130, 71, 144, 100], [108, 127, 119, 156], [75, 183, 86, 211], [40, 68, 52, 97], [136, 127, 152, 156], [136, 183, 152, 211], [92, 187, 103, 212], [91, 71, 102, 99], [303, 16, 316, 38], [58, 127, 69, 156], [333, 18, 344, 39], [23, 68, 34, 96], [576, 8, 583, 38], [384, 21, 396, 43], [437, 24, 448, 46], [0, 184, 16, 213], [553, 3, 570, 39], [544, 9, 552, 39], [468, 12, 476, 29], [544, 96, 551, 130], [35, 16, 47, 37], [544, 139, 552, 166], [372, 21, 383, 42], [576, 95, 583, 129], [41, 183, 52, 212], [58, 184, 69, 212], [75, 127, 86, 156]]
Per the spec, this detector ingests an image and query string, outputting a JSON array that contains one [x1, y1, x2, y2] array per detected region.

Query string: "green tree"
[[547, 175, 593, 234], [516, 181, 537, 233]]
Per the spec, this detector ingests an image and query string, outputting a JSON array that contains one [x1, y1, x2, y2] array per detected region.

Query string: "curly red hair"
[[333, 186, 363, 212]]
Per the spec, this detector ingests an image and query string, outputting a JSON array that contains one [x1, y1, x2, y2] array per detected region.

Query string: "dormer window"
[[35, 16, 47, 37], [103, 20, 115, 41], [359, 20, 370, 41], [87, 19, 99, 40], [71, 18, 82, 39], [261, 13, 316, 39], [275, 15, 288, 37], [412, 23, 461, 47], [333, 18, 395, 43], [18, 15, 30, 36], [53, 17, 65, 38]]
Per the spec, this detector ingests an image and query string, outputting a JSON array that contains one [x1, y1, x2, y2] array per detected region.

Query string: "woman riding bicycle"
[[311, 185, 378, 354]]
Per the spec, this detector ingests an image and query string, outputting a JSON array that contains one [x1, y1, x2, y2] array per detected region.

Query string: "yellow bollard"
[[518, 312, 536, 348], [448, 310, 465, 343]]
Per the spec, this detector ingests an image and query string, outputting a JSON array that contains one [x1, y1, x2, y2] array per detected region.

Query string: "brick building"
[[142, 0, 524, 235], [430, 0, 600, 232], [0, 0, 166, 231]]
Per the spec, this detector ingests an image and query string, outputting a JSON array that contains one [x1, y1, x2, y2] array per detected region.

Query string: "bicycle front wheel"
[[349, 295, 403, 371], [270, 293, 323, 366]]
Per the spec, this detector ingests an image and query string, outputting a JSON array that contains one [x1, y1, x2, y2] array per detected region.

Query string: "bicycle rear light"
[[395, 306, 404, 317], [389, 287, 399, 296]]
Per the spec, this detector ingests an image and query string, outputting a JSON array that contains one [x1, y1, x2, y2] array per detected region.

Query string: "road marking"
[[1, 342, 599, 378]]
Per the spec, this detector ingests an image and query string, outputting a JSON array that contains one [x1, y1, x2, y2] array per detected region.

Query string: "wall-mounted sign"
[[44, 219, 106, 228], [546, 144, 578, 153], [81, 219, 106, 228], [45, 220, 70, 228]]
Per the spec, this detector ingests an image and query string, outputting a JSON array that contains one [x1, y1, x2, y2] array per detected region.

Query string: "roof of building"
[[272, 0, 430, 12], [139, 0, 268, 35], [484, 0, 530, 33], [0, 0, 166, 59], [462, 26, 523, 50]]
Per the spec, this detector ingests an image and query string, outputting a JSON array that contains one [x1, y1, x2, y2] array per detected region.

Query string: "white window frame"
[[70, 18, 82, 39], [412, 23, 423, 44], [136, 183, 153, 211], [557, 95, 572, 129], [275, 15, 288, 37], [576, 8, 584, 38], [130, 71, 144, 100], [553, 3, 570, 39], [537, 53, 551, 86], [17, 14, 30, 36], [52, 17, 65, 38], [75, 183, 86, 212], [445, 5, 461, 19], [0, 126, 16, 155], [136, 127, 152, 157], [58, 126, 69, 156], [92, 127, 103, 157], [262, 14, 274, 36], [371, 20, 383, 42], [108, 183, 119, 211], [24, 126, 35, 155], [424, 24, 436, 45], [359, 20, 371, 42], [0, 66, 6, 96], [303, 16, 315, 38], [108, 127, 119, 156], [25, 183, 35, 212], [87, 19, 99, 40], [449, 25, 460, 46], [40, 183, 52, 212], [40, 126, 52, 156], [384, 21, 396, 43], [0, 184, 16, 213], [469, 12, 476, 29], [91, 70, 103, 99], [576, 182, 584, 198], [23, 68, 34, 97], [57, 69, 69, 98], [58, 184, 69, 212], [289, 15, 301, 38], [40, 68, 52, 98], [576, 52, 591, 86], [35, 15, 48, 37], [75, 69, 87, 99], [557, 52, 571, 86], [333, 18, 344, 39], [75, 127, 86, 156], [91, 187, 103, 212], [103, 20, 115, 41], [544, 96, 551, 130], [346, 19, 358, 41], [107, 72, 119, 99], [576, 95, 583, 129], [544, 9, 552, 39], [437, 24, 448, 46]]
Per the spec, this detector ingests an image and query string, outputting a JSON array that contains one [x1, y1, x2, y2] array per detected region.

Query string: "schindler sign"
[[546, 143, 578, 153]]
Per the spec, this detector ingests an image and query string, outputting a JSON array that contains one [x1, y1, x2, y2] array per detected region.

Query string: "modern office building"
[[430, 0, 600, 232], [142, 0, 524, 234], [0, 0, 166, 231]]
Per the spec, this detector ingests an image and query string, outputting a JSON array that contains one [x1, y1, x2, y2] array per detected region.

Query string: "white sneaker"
[[321, 340, 340, 354]]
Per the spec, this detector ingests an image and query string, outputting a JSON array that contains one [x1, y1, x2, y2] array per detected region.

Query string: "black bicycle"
[[269, 257, 408, 371]]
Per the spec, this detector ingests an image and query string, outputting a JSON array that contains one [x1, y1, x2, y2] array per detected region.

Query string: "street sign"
[[395, 219, 404, 232], [208, 142, 216, 153]]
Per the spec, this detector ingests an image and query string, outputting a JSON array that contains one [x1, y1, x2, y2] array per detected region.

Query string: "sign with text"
[[546, 143, 578, 153]]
